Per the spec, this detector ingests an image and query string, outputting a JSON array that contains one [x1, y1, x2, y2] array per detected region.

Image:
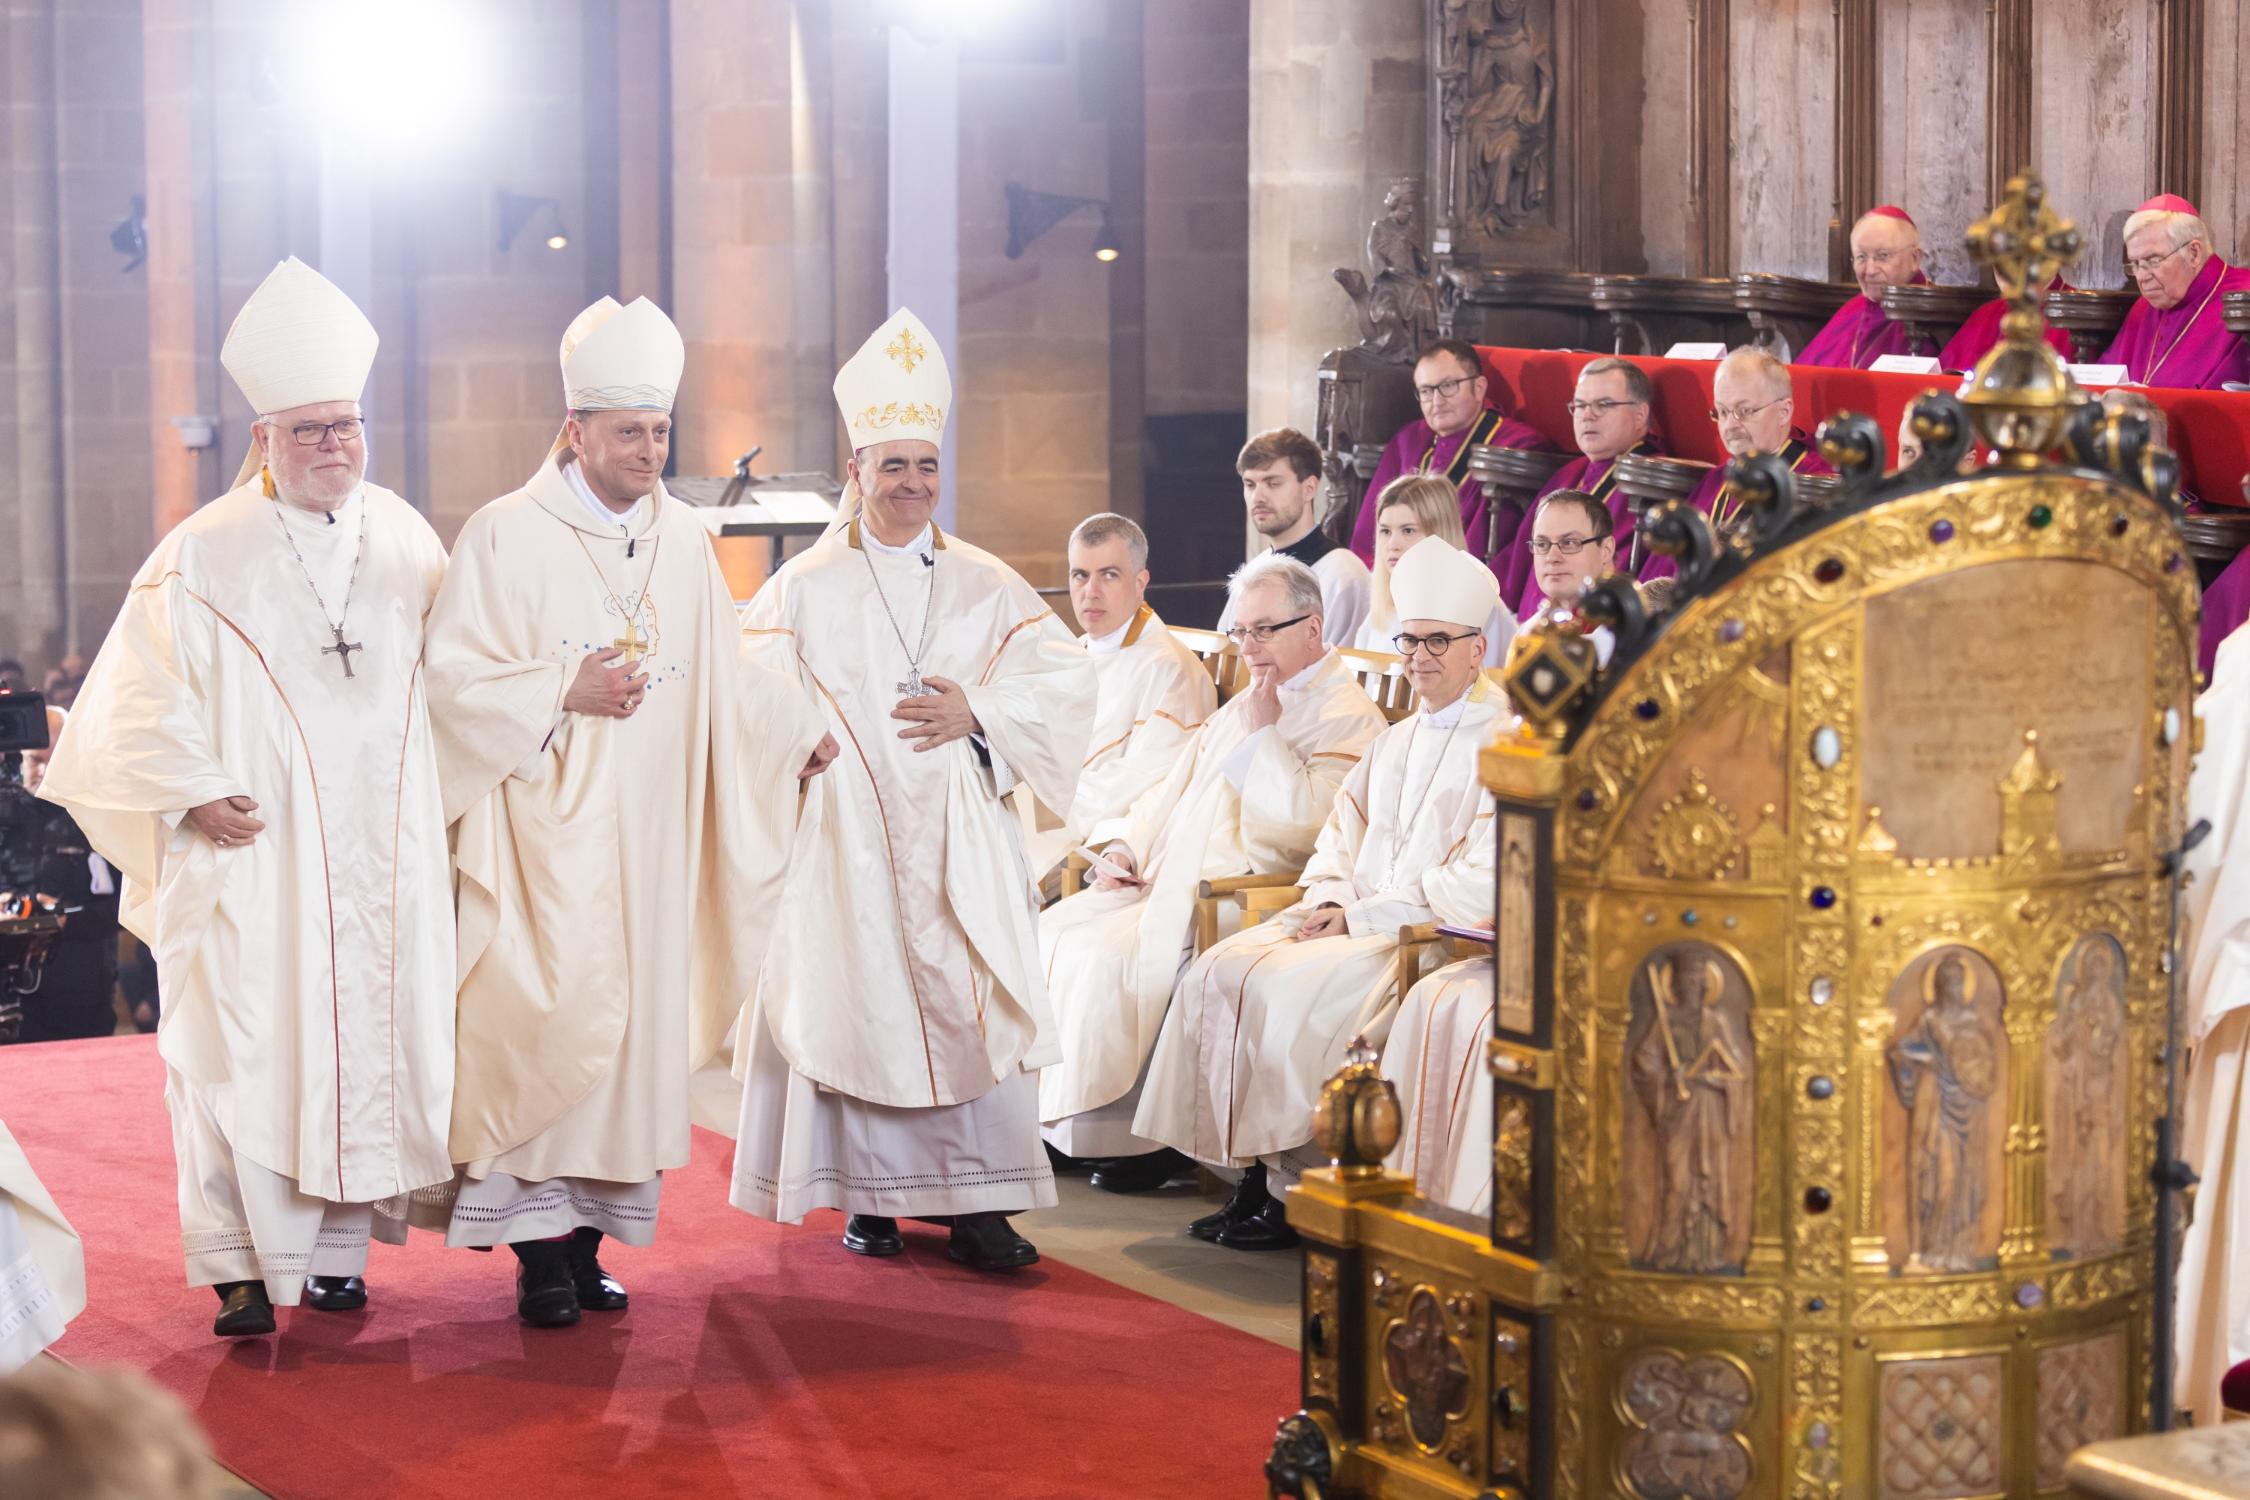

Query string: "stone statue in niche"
[[1333, 176, 1438, 364], [1887, 949, 2006, 1272], [2048, 935, 2127, 1257], [1460, 0, 1554, 235], [1616, 1348, 1755, 1500], [1625, 945, 1755, 1273]]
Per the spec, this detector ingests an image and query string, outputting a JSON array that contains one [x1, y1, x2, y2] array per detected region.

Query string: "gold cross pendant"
[[613, 614, 647, 663]]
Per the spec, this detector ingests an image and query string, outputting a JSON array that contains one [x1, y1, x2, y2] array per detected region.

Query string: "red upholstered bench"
[[1469, 346, 2250, 510]]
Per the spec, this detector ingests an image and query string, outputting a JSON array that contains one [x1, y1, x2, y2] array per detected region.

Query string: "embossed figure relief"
[[2047, 934, 2128, 1259], [1450, 0, 1554, 236], [1381, 1287, 1471, 1452], [1883, 948, 2008, 1274], [1497, 813, 1537, 1032], [1333, 177, 1438, 363], [1622, 944, 1756, 1273], [1615, 1348, 1755, 1500]]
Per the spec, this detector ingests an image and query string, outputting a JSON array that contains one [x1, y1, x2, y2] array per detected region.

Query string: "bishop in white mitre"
[[2175, 623, 2250, 1420], [732, 309, 1096, 1273], [1133, 540, 1504, 1250], [1036, 553, 1385, 1193], [0, 1119, 84, 1373], [1015, 511, 1215, 879], [39, 258, 454, 1337], [1382, 948, 1506, 1215], [419, 297, 829, 1327]]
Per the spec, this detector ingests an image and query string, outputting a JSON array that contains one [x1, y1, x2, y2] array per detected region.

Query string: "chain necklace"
[[861, 534, 938, 696], [271, 496, 369, 678], [1382, 704, 1467, 885], [569, 529, 665, 665]]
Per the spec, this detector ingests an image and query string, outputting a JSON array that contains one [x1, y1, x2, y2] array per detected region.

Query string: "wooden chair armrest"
[[1060, 851, 1089, 899], [1239, 885, 1306, 923], [1197, 872, 1307, 899], [1192, 871, 1306, 952]]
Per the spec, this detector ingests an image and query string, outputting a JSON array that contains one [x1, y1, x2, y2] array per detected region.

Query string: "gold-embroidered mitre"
[[835, 307, 952, 452]]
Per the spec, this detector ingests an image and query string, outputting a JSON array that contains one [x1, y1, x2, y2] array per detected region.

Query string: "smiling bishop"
[[419, 296, 830, 1328], [729, 308, 1095, 1274]]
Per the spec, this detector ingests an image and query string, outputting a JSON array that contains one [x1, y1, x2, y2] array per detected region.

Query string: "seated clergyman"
[[1644, 349, 1831, 584], [2098, 193, 2250, 389], [1016, 513, 1215, 880], [1132, 540, 1503, 1249], [1035, 554, 1385, 1193], [1381, 944, 1501, 1215]]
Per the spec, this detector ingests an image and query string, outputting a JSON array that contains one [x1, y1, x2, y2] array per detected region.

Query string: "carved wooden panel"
[[2046, 933, 2130, 1259], [1875, 0, 1987, 287], [1877, 1352, 2006, 1499], [1881, 946, 2008, 1275], [1727, 0, 1835, 281], [2032, 2, 2159, 285], [1619, 942, 1757, 1274]]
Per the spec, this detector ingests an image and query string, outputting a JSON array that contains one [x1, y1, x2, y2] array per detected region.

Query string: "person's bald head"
[[1711, 349, 1796, 457], [1849, 210, 1923, 302]]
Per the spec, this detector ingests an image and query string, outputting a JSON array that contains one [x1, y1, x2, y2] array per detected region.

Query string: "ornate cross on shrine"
[[322, 626, 362, 678]]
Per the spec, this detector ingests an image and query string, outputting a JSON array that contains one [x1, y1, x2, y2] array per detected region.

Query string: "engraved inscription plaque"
[[1862, 561, 2148, 860]]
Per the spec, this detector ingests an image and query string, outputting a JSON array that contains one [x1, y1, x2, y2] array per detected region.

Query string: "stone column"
[[1245, 0, 1426, 438], [8, 0, 66, 666]]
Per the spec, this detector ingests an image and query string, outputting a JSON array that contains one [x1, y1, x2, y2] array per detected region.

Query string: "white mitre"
[[834, 307, 951, 453], [1392, 537, 1500, 630], [561, 296, 684, 412], [221, 257, 379, 486]]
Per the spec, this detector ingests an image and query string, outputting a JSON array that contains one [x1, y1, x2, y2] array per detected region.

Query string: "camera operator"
[[1, 695, 117, 1043]]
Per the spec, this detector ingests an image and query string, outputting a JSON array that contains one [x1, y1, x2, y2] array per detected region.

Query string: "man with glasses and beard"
[[1036, 554, 1384, 1195]]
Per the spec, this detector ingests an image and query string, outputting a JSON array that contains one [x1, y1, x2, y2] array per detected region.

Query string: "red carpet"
[[6, 1035, 1296, 1498]]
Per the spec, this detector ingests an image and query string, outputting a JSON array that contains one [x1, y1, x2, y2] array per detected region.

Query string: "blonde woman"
[[1353, 474, 1516, 666]]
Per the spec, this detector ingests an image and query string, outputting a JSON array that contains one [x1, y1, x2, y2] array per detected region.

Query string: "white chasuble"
[[422, 457, 824, 1231], [39, 484, 455, 1218], [0, 1119, 84, 1373], [1036, 649, 1387, 1131], [1016, 604, 1214, 878], [2176, 626, 2250, 1420], [1382, 958, 1504, 1215], [1132, 681, 1502, 1169], [730, 520, 1094, 1222]]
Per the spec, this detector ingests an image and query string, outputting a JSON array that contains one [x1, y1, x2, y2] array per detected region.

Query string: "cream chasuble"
[[37, 482, 455, 1292], [2176, 625, 2250, 1421], [730, 518, 1094, 1221], [420, 456, 823, 1242], [1382, 957, 1509, 1215], [1036, 649, 1386, 1144], [1017, 603, 1214, 878], [0, 1118, 84, 1373], [1132, 682, 1501, 1170]]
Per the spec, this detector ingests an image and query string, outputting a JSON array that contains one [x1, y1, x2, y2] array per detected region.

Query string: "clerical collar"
[[1417, 687, 1473, 728], [1278, 653, 1327, 695], [1086, 616, 1133, 655], [1275, 526, 1338, 569], [562, 457, 646, 536], [276, 484, 364, 537], [862, 522, 935, 558]]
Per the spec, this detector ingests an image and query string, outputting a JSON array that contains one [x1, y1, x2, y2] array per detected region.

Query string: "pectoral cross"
[[897, 667, 931, 697], [323, 626, 362, 678], [613, 613, 647, 664]]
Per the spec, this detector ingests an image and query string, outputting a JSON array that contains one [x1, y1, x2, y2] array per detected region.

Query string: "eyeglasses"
[[285, 418, 363, 445], [2125, 242, 2192, 277], [1848, 247, 1910, 269], [1709, 396, 1787, 425], [1565, 398, 1643, 417], [1528, 534, 1599, 556], [1392, 631, 1478, 657], [1413, 374, 1480, 404], [1224, 612, 1312, 645]]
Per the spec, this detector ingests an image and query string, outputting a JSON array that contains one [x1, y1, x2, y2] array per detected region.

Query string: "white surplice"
[[37, 482, 454, 1302], [1133, 680, 1501, 1170], [0, 1119, 84, 1373], [418, 455, 824, 1246], [2176, 625, 2250, 1420], [1036, 649, 1388, 1156], [732, 518, 1095, 1221], [1382, 957, 1511, 1215], [1016, 604, 1214, 879]]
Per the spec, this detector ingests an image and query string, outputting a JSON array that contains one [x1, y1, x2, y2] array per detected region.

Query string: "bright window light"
[[286, 2, 484, 151]]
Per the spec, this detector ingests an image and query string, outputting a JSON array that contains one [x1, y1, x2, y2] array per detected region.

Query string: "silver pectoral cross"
[[323, 626, 363, 678], [897, 667, 932, 697]]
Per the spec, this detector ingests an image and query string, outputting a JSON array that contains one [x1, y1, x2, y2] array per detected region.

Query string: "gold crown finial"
[[1957, 174, 2087, 466], [1964, 175, 2082, 325]]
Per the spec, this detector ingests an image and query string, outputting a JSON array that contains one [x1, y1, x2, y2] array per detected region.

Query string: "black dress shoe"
[[304, 1274, 367, 1311], [842, 1214, 904, 1257], [565, 1227, 627, 1310], [1214, 1196, 1301, 1252], [1087, 1147, 1193, 1195], [1188, 1162, 1271, 1242], [511, 1240, 582, 1328], [212, 1280, 275, 1338], [947, 1212, 1039, 1272], [1043, 1141, 1095, 1175]]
